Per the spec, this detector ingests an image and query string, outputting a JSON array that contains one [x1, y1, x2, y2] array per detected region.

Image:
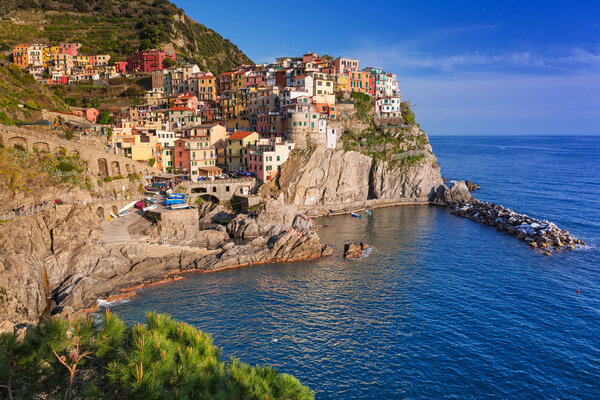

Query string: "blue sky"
[[173, 0, 600, 135]]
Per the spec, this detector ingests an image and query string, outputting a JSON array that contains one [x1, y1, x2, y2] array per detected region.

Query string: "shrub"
[[0, 312, 314, 399]]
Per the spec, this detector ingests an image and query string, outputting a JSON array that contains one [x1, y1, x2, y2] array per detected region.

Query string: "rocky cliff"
[[262, 127, 444, 207], [0, 202, 330, 333]]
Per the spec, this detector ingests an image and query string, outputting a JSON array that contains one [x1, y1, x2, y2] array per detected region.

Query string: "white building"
[[318, 118, 337, 149]]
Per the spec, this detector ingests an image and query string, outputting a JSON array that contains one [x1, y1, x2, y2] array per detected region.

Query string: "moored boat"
[[351, 213, 361, 218]]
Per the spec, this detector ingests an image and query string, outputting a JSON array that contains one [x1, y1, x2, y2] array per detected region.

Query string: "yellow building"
[[42, 46, 60, 67], [334, 74, 350, 92], [312, 72, 334, 96], [226, 131, 259, 171], [196, 75, 216, 101]]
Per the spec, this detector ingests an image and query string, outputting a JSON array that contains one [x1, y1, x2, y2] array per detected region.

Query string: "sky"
[[173, 0, 600, 135]]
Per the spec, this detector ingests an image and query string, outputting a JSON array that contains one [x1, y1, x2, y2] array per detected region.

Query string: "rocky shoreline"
[[450, 199, 586, 252]]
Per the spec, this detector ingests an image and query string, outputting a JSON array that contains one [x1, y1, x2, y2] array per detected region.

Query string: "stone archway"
[[111, 161, 121, 176], [55, 146, 67, 155], [111, 205, 118, 217], [125, 164, 131, 173], [200, 194, 220, 203], [96, 207, 105, 219], [32, 142, 50, 153], [98, 158, 109, 178], [8, 136, 27, 150]]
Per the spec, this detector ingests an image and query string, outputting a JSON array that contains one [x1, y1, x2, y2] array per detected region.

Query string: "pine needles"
[[0, 310, 314, 399]]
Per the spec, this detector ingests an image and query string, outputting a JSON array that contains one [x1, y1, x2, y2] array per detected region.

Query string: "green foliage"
[[0, 1, 253, 75], [0, 311, 314, 399], [350, 91, 372, 120], [97, 110, 113, 125], [128, 172, 141, 182], [65, 130, 74, 140], [40, 152, 86, 184], [400, 101, 416, 126], [103, 176, 113, 183]]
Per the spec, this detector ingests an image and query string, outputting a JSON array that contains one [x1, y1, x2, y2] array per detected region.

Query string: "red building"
[[115, 61, 127, 74], [126, 49, 177, 73]]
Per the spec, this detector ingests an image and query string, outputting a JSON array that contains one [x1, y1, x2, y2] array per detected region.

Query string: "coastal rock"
[[435, 181, 472, 204], [261, 142, 443, 206], [227, 201, 313, 239], [449, 201, 585, 251], [465, 180, 480, 191], [344, 242, 369, 259]]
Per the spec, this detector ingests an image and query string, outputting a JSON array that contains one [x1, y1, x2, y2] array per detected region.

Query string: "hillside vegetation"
[[0, 311, 314, 399], [0, 0, 253, 74], [0, 63, 70, 124]]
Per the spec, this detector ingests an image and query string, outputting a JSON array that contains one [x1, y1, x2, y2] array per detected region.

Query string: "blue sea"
[[110, 136, 600, 399]]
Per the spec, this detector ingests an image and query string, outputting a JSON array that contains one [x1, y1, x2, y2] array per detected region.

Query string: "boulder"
[[227, 201, 314, 239], [435, 181, 472, 204], [344, 242, 369, 259], [465, 179, 480, 191]]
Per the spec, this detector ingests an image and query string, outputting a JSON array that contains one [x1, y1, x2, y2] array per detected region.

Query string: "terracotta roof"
[[228, 131, 257, 140], [220, 71, 235, 76], [294, 75, 307, 79], [168, 106, 193, 111]]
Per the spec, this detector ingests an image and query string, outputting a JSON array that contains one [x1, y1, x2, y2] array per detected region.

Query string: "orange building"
[[13, 45, 30, 68]]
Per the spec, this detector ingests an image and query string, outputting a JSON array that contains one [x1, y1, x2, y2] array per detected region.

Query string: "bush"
[[65, 131, 74, 140], [0, 312, 314, 399]]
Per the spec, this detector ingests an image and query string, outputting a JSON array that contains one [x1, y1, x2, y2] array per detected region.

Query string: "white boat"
[[169, 204, 189, 210], [144, 204, 158, 211], [118, 201, 137, 217]]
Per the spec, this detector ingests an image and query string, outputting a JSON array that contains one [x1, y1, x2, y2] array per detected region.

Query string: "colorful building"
[[126, 49, 177, 73], [246, 138, 295, 181], [225, 131, 259, 171], [173, 138, 218, 178]]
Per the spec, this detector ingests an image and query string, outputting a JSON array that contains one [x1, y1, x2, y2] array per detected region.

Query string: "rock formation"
[[433, 181, 472, 204], [451, 200, 586, 251], [0, 202, 330, 333], [262, 145, 444, 207], [227, 201, 314, 238], [343, 242, 370, 259]]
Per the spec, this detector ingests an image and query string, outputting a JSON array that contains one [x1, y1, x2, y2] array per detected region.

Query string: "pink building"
[[245, 138, 295, 182], [333, 57, 360, 74], [174, 94, 201, 111], [303, 52, 319, 63], [59, 43, 81, 56]]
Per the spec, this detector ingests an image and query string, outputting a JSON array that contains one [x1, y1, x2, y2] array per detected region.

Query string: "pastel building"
[[246, 138, 295, 181], [226, 131, 260, 171], [375, 97, 402, 118], [333, 57, 359, 74], [173, 138, 219, 178], [126, 49, 177, 73]]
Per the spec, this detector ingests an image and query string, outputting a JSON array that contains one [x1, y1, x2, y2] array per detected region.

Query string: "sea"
[[109, 136, 600, 399]]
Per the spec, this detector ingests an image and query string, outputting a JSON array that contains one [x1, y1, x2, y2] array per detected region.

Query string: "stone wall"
[[0, 123, 162, 180]]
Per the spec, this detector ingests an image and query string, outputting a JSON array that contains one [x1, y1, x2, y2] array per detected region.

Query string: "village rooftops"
[[168, 106, 194, 111], [228, 131, 257, 140]]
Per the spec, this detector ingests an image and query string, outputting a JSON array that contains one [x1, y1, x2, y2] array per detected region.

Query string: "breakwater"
[[451, 200, 586, 252]]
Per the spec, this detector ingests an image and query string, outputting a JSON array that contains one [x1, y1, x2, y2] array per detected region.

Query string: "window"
[[277, 156, 280, 161], [212, 186, 217, 193]]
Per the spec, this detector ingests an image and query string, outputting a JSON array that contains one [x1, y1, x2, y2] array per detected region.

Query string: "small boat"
[[145, 196, 157, 203], [165, 198, 185, 207], [169, 204, 189, 210], [135, 201, 146, 210], [144, 204, 157, 211], [167, 193, 187, 199], [145, 186, 158, 192], [351, 213, 361, 218], [118, 201, 137, 217], [118, 208, 134, 217], [365, 209, 372, 216]]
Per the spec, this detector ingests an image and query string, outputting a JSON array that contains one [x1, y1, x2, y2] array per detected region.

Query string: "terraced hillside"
[[0, 63, 70, 125], [0, 0, 253, 74]]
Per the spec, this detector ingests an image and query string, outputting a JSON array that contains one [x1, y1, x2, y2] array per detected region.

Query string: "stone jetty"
[[450, 200, 586, 252]]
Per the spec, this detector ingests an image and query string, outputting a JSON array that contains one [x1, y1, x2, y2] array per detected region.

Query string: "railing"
[[0, 194, 134, 222]]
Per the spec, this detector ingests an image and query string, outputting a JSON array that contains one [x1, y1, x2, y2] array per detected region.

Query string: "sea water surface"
[[110, 136, 600, 399]]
